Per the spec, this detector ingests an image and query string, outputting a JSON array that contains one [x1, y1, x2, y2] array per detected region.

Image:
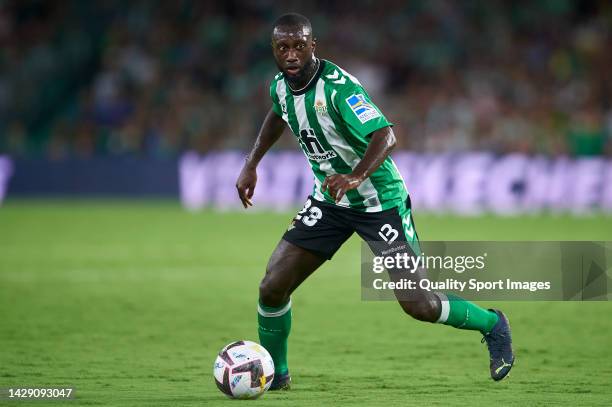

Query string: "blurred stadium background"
[[1, 1, 612, 405], [0, 0, 611, 211]]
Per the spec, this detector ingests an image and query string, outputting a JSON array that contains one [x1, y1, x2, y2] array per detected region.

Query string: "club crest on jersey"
[[313, 99, 327, 114], [346, 94, 380, 124]]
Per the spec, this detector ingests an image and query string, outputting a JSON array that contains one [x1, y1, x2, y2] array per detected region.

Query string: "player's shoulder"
[[269, 71, 285, 98], [270, 71, 284, 87], [320, 59, 363, 91]]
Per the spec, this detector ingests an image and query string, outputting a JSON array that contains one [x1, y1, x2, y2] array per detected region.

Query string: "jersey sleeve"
[[334, 83, 392, 138], [270, 78, 283, 117]]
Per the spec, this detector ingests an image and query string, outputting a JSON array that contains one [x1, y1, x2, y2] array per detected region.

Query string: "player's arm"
[[322, 126, 396, 203], [236, 108, 287, 208]]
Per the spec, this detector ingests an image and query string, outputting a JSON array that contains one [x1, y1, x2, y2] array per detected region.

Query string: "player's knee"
[[259, 280, 288, 308], [259, 271, 289, 308], [400, 299, 438, 322]]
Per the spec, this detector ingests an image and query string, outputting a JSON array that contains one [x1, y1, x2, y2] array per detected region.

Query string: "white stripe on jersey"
[[294, 91, 351, 207], [315, 79, 382, 211], [275, 80, 288, 122], [330, 89, 338, 112], [313, 177, 325, 202]]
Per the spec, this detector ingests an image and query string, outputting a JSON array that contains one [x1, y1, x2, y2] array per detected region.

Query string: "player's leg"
[[355, 201, 500, 329], [353, 206, 446, 322], [394, 209, 506, 342], [258, 239, 326, 386], [259, 239, 326, 307], [258, 196, 352, 389], [355, 198, 514, 380]]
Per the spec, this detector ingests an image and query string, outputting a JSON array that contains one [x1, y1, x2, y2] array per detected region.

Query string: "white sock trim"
[[435, 292, 449, 323], [258, 299, 292, 317]]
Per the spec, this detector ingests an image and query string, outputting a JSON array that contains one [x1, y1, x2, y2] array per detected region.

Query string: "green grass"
[[0, 200, 611, 406]]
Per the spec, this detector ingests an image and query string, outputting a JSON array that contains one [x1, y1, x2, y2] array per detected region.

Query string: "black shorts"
[[282, 196, 421, 260]]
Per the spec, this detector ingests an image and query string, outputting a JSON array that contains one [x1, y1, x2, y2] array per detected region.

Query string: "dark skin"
[[235, 23, 440, 322], [236, 24, 396, 207]]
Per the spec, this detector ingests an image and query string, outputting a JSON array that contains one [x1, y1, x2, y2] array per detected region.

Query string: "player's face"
[[271, 26, 316, 80]]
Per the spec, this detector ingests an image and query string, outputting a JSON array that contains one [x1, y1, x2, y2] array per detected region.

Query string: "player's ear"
[[311, 37, 316, 52]]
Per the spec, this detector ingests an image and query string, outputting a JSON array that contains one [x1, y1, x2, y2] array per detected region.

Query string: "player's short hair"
[[272, 13, 312, 35]]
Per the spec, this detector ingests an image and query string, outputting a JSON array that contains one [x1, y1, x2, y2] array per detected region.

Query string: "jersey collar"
[[285, 59, 326, 96]]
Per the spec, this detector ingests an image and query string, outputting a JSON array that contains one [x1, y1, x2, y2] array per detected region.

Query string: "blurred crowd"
[[1, 0, 611, 159]]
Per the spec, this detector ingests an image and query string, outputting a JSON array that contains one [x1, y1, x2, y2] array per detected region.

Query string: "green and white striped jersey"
[[270, 59, 408, 212]]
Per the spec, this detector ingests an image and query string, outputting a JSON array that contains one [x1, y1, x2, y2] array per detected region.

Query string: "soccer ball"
[[213, 340, 275, 399]]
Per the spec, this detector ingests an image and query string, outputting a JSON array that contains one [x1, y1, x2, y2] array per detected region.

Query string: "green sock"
[[258, 299, 292, 375], [435, 293, 499, 334]]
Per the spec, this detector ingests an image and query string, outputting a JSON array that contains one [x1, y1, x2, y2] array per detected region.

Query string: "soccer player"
[[236, 13, 514, 389]]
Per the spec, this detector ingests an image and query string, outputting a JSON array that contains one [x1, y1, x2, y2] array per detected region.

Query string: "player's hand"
[[236, 165, 257, 208], [321, 173, 364, 203]]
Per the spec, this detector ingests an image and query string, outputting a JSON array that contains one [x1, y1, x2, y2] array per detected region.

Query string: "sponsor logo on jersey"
[[305, 150, 337, 161], [313, 99, 327, 114], [298, 128, 337, 162], [280, 102, 287, 114], [345, 94, 380, 124]]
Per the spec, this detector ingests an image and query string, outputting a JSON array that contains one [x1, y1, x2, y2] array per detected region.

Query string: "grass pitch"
[[1, 200, 611, 406]]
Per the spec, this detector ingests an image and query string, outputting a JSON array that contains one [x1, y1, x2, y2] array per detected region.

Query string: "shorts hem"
[[281, 236, 334, 260]]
